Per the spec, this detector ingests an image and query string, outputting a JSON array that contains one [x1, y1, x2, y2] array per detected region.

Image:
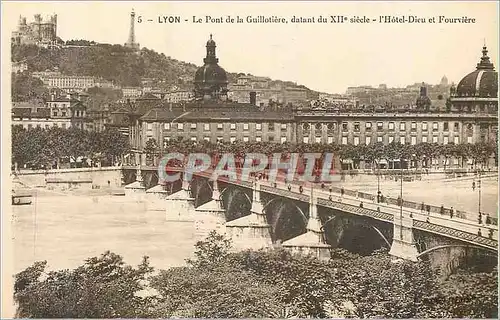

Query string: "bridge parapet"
[[317, 198, 393, 222], [413, 220, 497, 250], [260, 185, 309, 202]]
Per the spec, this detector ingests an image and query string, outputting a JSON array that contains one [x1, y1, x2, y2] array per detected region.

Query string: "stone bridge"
[[121, 163, 498, 278]]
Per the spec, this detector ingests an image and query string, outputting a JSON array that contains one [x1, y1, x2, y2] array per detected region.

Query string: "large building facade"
[[12, 93, 89, 130], [129, 38, 497, 157], [31, 71, 96, 90]]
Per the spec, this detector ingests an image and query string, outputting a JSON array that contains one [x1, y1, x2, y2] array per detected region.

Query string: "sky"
[[2, 1, 499, 93]]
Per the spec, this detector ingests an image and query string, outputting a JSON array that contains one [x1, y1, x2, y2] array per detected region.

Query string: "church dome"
[[194, 34, 228, 100], [194, 62, 228, 85], [456, 46, 498, 98]]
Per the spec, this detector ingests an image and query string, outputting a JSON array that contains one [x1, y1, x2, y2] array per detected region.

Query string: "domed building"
[[194, 34, 229, 101], [448, 45, 498, 114], [440, 75, 449, 86]]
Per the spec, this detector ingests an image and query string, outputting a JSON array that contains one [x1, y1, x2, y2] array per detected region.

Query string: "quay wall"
[[16, 167, 123, 188]]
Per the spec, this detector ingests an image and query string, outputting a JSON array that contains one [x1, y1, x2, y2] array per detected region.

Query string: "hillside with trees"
[[11, 73, 49, 102], [11, 42, 317, 93]]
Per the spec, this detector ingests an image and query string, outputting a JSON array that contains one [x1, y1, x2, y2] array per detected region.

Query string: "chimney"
[[250, 91, 256, 106]]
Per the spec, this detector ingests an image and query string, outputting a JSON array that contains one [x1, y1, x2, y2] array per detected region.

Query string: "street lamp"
[[399, 157, 403, 240], [478, 168, 482, 224], [377, 160, 381, 203]]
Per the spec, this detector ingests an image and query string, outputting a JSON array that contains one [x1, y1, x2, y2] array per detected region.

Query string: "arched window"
[[302, 123, 310, 130]]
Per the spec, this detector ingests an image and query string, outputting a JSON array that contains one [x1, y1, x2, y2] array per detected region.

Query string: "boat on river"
[[12, 189, 33, 205], [11, 173, 33, 205]]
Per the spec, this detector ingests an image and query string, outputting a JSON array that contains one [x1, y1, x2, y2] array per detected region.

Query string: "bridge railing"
[[322, 184, 496, 225], [142, 166, 497, 226]]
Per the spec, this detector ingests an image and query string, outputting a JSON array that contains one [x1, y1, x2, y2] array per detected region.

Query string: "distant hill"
[[11, 42, 318, 95]]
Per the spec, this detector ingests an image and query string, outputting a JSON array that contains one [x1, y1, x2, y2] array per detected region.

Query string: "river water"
[[11, 193, 197, 275], [10, 175, 498, 274]]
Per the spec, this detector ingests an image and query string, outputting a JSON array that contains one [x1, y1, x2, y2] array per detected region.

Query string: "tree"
[[14, 251, 154, 318], [11, 127, 129, 168], [11, 73, 49, 102], [144, 138, 160, 165], [441, 143, 456, 170], [185, 231, 232, 269], [13, 241, 498, 318], [438, 267, 498, 318], [100, 128, 130, 165], [150, 265, 295, 318]]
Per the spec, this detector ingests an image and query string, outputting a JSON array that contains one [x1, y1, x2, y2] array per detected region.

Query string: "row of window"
[[25, 123, 68, 129], [160, 135, 472, 145], [337, 121, 467, 132], [151, 121, 481, 132], [48, 103, 69, 108], [336, 135, 465, 145], [163, 136, 288, 143], [154, 123, 289, 131], [51, 110, 85, 117]]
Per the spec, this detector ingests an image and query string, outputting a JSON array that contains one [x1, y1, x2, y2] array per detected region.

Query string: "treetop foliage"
[[14, 232, 498, 318], [11, 126, 130, 169]]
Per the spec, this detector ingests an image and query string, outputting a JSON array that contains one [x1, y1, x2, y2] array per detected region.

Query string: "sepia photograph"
[[1, 1, 499, 318]]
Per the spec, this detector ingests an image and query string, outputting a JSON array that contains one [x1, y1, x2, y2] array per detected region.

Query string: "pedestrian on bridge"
[[485, 214, 491, 225], [450, 207, 454, 219], [472, 181, 476, 191], [341, 187, 345, 197]]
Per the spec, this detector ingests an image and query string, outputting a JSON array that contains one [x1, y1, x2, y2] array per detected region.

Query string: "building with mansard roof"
[[126, 38, 496, 169]]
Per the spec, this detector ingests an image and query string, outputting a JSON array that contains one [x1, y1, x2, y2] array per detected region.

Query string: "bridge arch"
[[191, 177, 213, 207], [370, 225, 391, 248], [263, 197, 308, 242], [322, 215, 391, 254], [221, 186, 252, 221]]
